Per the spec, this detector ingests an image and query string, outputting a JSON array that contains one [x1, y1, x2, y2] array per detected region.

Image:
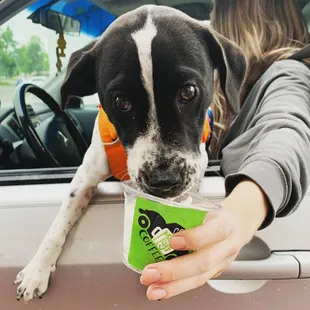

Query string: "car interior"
[[0, 0, 309, 185]]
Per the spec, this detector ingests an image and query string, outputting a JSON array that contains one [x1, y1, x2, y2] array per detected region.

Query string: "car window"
[[0, 9, 94, 109], [0, 0, 309, 178]]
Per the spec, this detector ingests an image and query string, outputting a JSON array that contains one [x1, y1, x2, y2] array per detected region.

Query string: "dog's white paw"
[[14, 259, 56, 302]]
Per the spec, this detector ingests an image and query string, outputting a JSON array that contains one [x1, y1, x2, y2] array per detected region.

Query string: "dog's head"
[[61, 5, 247, 198]]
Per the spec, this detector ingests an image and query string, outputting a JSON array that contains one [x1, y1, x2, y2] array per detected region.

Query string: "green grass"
[[0, 81, 14, 86]]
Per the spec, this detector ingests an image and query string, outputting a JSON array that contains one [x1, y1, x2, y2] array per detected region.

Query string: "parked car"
[[0, 0, 310, 309]]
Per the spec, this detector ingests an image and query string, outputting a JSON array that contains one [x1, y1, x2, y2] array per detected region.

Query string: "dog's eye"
[[114, 96, 132, 112], [179, 85, 196, 103]]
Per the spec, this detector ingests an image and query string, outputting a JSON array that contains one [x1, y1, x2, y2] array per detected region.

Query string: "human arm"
[[140, 60, 310, 300], [140, 178, 268, 300], [221, 60, 310, 228]]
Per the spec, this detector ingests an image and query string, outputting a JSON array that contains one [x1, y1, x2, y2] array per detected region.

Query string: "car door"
[[0, 166, 309, 310]]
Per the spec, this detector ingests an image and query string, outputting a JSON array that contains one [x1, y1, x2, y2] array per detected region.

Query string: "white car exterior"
[[0, 177, 310, 309]]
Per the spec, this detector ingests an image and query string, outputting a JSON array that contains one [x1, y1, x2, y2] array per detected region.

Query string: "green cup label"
[[127, 196, 207, 271]]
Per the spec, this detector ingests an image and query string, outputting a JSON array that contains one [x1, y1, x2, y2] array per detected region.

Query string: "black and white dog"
[[14, 5, 246, 301]]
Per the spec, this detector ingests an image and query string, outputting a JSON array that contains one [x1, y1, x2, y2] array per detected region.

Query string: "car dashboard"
[[0, 105, 42, 142], [0, 101, 98, 170]]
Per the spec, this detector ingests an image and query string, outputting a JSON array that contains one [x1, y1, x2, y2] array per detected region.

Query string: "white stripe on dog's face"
[[128, 14, 160, 185], [131, 13, 158, 130], [127, 11, 208, 198]]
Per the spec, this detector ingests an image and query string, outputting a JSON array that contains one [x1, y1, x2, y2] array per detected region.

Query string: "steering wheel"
[[13, 83, 89, 167]]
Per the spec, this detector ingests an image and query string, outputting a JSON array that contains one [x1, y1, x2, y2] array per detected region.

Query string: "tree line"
[[0, 27, 49, 78]]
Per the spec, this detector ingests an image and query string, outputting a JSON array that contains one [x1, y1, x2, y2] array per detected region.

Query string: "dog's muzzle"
[[138, 159, 195, 198]]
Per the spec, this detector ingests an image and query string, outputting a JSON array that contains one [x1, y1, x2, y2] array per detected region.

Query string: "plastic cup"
[[122, 180, 221, 274]]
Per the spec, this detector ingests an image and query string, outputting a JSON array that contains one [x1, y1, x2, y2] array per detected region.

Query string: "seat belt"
[[288, 44, 310, 61]]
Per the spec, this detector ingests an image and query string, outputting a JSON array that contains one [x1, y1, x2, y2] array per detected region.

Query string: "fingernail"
[[142, 268, 161, 282], [150, 288, 166, 300], [170, 236, 186, 249]]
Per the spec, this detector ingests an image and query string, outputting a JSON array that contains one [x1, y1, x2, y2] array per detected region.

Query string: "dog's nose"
[[148, 171, 182, 192]]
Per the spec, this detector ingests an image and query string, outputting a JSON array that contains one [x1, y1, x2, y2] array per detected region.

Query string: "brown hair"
[[210, 0, 310, 157]]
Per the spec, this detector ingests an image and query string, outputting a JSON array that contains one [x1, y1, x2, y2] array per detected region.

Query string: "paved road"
[[0, 85, 15, 107]]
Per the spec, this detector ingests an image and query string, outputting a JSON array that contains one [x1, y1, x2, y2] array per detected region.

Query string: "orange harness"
[[98, 106, 211, 181]]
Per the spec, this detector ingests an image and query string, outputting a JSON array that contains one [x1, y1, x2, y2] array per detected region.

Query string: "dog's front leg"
[[14, 117, 110, 302]]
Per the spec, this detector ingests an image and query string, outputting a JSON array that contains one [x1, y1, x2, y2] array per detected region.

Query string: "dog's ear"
[[204, 28, 248, 115], [60, 40, 98, 110]]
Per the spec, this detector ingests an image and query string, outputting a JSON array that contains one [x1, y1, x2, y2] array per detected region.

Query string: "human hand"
[[140, 179, 269, 300]]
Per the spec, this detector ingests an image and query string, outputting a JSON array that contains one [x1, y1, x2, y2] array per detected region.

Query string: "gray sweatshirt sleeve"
[[220, 60, 310, 229]]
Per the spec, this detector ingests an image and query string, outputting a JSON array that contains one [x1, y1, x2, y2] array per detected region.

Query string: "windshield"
[[0, 1, 114, 108]]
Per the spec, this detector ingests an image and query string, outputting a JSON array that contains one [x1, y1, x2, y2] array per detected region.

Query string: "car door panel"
[[0, 177, 309, 309]]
